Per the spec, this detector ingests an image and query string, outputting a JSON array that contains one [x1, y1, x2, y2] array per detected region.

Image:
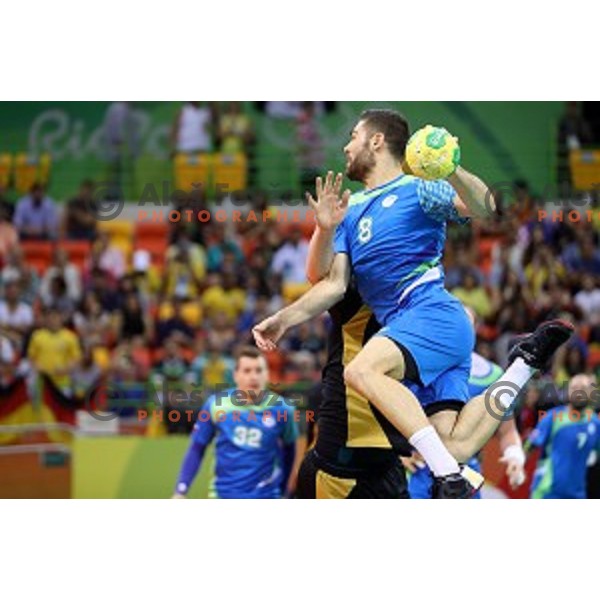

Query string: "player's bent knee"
[[344, 361, 371, 392]]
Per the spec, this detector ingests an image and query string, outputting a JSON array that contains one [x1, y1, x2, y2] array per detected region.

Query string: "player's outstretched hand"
[[306, 170, 350, 231], [499, 456, 526, 490], [253, 314, 286, 352]]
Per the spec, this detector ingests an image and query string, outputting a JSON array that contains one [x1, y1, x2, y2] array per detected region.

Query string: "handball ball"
[[405, 125, 461, 180]]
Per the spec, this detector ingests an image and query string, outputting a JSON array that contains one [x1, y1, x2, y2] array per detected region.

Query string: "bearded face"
[[345, 138, 376, 183]]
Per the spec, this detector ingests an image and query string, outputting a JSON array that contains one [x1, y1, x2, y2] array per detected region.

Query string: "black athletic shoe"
[[431, 465, 484, 499], [508, 319, 575, 370]]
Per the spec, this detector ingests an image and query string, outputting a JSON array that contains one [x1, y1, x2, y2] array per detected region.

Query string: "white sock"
[[492, 358, 536, 409], [409, 425, 460, 477]]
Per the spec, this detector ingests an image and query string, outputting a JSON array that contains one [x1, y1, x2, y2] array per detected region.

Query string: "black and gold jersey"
[[314, 284, 412, 471]]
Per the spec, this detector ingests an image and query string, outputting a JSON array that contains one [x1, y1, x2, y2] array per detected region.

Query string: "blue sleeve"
[[191, 398, 216, 445], [528, 412, 553, 449], [174, 398, 216, 495], [333, 221, 349, 254], [174, 438, 207, 495], [416, 179, 468, 224]]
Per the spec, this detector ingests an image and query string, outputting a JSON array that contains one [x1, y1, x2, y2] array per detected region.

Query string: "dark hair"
[[359, 109, 410, 161], [234, 346, 264, 367]]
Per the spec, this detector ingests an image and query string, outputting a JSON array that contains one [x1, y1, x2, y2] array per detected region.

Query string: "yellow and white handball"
[[405, 124, 461, 180]]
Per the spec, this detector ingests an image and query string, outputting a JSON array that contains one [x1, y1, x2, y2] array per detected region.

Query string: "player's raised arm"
[[448, 166, 497, 219], [253, 252, 350, 351], [305, 171, 351, 284], [405, 125, 496, 219]]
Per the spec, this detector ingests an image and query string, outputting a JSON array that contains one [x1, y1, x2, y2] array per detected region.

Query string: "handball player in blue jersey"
[[527, 374, 600, 499], [254, 109, 573, 498], [173, 347, 304, 499]]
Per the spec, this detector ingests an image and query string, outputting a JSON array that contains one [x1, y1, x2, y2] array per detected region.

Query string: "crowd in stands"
[[1, 101, 600, 437]]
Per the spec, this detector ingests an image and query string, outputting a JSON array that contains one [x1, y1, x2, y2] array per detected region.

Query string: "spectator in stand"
[[205, 224, 244, 272], [131, 249, 161, 307], [297, 102, 325, 193], [237, 294, 272, 336], [84, 268, 120, 313], [286, 321, 327, 354], [285, 350, 320, 384], [171, 102, 213, 155], [524, 246, 567, 296], [41, 275, 77, 318], [206, 311, 237, 354], [0, 204, 18, 264], [115, 292, 153, 345], [190, 337, 235, 388], [156, 298, 195, 346], [73, 292, 115, 348], [40, 247, 82, 305], [28, 308, 82, 393], [534, 277, 579, 323], [575, 274, 600, 326], [62, 179, 98, 241], [562, 234, 600, 280], [554, 344, 590, 385], [271, 226, 309, 285], [0, 279, 34, 354], [445, 245, 483, 289], [217, 102, 254, 155], [70, 345, 103, 398], [89, 231, 126, 281], [163, 246, 205, 301], [201, 272, 246, 323], [166, 227, 207, 276], [452, 272, 492, 320], [13, 183, 58, 240], [0, 247, 40, 305]]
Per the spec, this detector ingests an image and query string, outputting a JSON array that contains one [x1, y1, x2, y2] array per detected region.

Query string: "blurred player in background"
[[406, 352, 526, 499], [173, 347, 304, 499], [527, 374, 600, 499]]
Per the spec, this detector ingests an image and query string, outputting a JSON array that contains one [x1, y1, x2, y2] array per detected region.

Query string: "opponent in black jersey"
[[296, 284, 412, 499]]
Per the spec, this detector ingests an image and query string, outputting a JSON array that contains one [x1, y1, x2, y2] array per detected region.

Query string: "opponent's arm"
[[497, 418, 526, 489], [448, 166, 496, 219], [253, 253, 350, 351]]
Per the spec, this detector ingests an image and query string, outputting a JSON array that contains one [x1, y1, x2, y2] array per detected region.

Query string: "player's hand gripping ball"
[[405, 125, 461, 180]]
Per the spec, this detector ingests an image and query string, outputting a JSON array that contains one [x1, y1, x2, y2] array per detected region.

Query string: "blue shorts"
[[376, 281, 474, 397]]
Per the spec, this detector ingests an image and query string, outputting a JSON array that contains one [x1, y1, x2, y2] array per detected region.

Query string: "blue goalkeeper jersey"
[[191, 390, 299, 499], [333, 174, 466, 325], [528, 406, 600, 499]]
